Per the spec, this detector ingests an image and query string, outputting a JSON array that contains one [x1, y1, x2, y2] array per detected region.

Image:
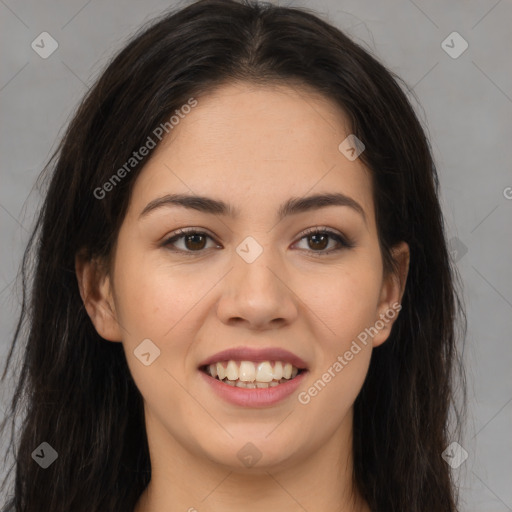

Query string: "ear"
[[75, 251, 123, 342], [372, 241, 410, 347]]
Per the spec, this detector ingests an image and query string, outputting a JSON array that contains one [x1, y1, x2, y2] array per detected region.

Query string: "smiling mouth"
[[200, 360, 306, 389]]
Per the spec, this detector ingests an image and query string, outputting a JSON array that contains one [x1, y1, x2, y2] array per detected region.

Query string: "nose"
[[216, 240, 299, 331]]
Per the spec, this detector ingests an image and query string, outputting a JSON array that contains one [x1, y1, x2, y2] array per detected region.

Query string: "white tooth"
[[273, 361, 283, 380], [209, 364, 218, 378], [283, 363, 292, 379], [255, 382, 270, 388], [235, 381, 247, 388], [216, 362, 226, 380], [245, 382, 256, 389], [239, 361, 256, 382], [269, 381, 279, 387], [291, 366, 298, 378], [226, 360, 238, 381], [256, 361, 274, 382], [225, 379, 235, 386]]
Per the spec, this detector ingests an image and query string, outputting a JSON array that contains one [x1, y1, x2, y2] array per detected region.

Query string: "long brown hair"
[[0, 0, 466, 510]]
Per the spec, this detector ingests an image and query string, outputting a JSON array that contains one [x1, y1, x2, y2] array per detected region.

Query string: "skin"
[[76, 81, 409, 512]]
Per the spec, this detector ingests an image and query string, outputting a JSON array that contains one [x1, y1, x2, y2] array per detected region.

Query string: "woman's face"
[[81, 81, 407, 472]]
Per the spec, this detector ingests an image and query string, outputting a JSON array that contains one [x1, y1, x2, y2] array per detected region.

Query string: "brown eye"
[[294, 228, 353, 256], [183, 233, 207, 251], [307, 233, 329, 251], [163, 227, 353, 256], [163, 229, 218, 253]]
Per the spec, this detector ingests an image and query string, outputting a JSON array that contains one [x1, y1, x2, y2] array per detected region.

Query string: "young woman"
[[0, 0, 466, 510]]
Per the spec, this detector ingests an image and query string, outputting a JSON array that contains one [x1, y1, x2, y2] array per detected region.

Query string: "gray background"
[[1, 0, 511, 510]]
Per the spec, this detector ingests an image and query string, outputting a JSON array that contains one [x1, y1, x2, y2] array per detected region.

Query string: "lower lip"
[[199, 370, 308, 407]]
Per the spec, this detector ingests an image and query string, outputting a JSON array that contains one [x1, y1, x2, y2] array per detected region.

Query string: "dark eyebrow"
[[139, 192, 366, 224]]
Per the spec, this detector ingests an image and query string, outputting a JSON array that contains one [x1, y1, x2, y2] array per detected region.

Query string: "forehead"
[[128, 81, 375, 225]]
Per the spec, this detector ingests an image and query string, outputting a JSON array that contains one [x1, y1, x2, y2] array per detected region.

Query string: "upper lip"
[[199, 346, 308, 369]]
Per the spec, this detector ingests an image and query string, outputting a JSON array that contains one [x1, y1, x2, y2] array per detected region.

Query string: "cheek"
[[293, 258, 381, 426], [112, 248, 202, 341], [300, 258, 383, 350], [296, 342, 371, 444], [112, 253, 203, 417]]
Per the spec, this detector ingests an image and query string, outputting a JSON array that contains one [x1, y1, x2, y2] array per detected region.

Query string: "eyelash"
[[162, 226, 354, 257]]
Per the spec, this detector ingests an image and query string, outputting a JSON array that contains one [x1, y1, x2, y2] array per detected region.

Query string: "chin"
[[199, 434, 304, 472]]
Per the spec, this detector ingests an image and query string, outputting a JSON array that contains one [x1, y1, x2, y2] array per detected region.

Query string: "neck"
[[134, 408, 369, 512]]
